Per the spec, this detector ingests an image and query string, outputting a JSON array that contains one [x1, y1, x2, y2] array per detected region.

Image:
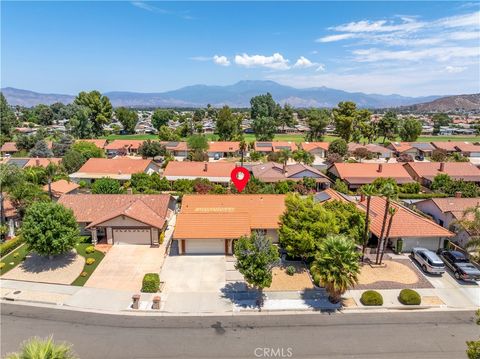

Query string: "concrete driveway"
[[161, 255, 226, 293], [86, 245, 164, 291]]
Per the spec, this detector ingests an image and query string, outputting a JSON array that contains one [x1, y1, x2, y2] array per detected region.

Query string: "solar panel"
[[166, 141, 179, 147], [256, 142, 272, 147], [314, 192, 331, 203]]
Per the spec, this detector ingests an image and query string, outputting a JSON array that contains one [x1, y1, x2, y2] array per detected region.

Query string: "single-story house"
[[160, 141, 188, 159], [387, 142, 418, 158], [348, 143, 393, 159], [414, 197, 480, 247], [2, 195, 20, 238], [431, 141, 462, 155], [207, 141, 240, 159], [105, 140, 144, 157], [300, 142, 330, 158], [251, 162, 331, 190], [5, 157, 62, 169], [69, 157, 159, 183], [163, 161, 235, 184], [75, 139, 107, 149], [254, 141, 298, 153], [58, 194, 175, 245], [173, 194, 286, 254], [0, 142, 19, 156], [403, 162, 480, 187], [327, 163, 415, 189], [358, 196, 454, 252], [410, 142, 435, 157], [43, 179, 80, 199], [454, 142, 480, 158]]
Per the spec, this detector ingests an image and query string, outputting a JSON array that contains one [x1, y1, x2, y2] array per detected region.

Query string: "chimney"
[[439, 162, 445, 172], [204, 162, 208, 172], [127, 188, 133, 195], [36, 159, 40, 166], [360, 193, 365, 202], [455, 191, 462, 198], [377, 164, 383, 173]]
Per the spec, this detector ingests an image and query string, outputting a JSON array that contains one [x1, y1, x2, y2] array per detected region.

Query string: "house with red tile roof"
[[58, 194, 175, 245], [5, 157, 62, 169], [42, 179, 80, 199], [348, 143, 393, 159], [160, 141, 188, 159], [254, 141, 298, 153], [387, 142, 418, 158], [358, 196, 454, 252], [327, 163, 415, 189], [206, 141, 240, 159], [173, 194, 286, 254], [403, 162, 480, 186], [0, 142, 18, 156], [75, 139, 107, 149], [69, 157, 159, 183], [300, 142, 330, 158], [105, 140, 145, 157], [163, 161, 235, 184], [415, 197, 480, 247], [453, 142, 480, 157]]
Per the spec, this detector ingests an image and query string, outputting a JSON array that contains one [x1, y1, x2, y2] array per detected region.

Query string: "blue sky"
[[2, 1, 479, 96]]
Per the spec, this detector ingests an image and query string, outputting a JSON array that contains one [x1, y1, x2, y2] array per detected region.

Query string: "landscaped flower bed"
[[71, 243, 105, 286], [0, 243, 29, 276]]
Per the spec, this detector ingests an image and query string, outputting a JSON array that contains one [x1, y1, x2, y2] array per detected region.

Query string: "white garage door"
[[113, 228, 151, 245], [185, 239, 225, 254]]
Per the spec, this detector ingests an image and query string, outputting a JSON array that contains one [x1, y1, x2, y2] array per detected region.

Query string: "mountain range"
[[1, 80, 475, 110]]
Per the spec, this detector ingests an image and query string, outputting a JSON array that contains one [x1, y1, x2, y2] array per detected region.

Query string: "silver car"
[[411, 247, 445, 274]]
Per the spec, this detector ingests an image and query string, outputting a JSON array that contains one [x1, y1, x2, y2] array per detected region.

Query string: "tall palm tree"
[[277, 149, 292, 174], [379, 207, 396, 264], [45, 163, 60, 200], [239, 140, 247, 167], [6, 336, 78, 359], [454, 205, 480, 258], [359, 184, 376, 262], [310, 235, 360, 303], [375, 183, 397, 264]]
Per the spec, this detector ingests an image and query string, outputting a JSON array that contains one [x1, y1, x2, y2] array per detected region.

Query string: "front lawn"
[[0, 244, 30, 276], [71, 243, 105, 286]]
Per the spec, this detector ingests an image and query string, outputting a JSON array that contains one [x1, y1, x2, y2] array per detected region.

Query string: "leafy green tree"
[[377, 111, 399, 143], [277, 149, 292, 173], [68, 105, 94, 139], [151, 109, 172, 130], [193, 108, 206, 122], [215, 105, 242, 141], [15, 134, 36, 151], [22, 202, 79, 257], [371, 177, 399, 194], [399, 117, 422, 142], [431, 174, 479, 197], [34, 104, 54, 126], [333, 179, 349, 194], [0, 164, 24, 227], [328, 138, 348, 157], [234, 232, 280, 307], [29, 140, 53, 158], [52, 135, 74, 157], [252, 116, 276, 141], [309, 235, 360, 302], [172, 179, 194, 193], [292, 149, 314, 165], [74, 90, 112, 136], [115, 107, 138, 134], [71, 141, 104, 159], [322, 200, 365, 243], [157, 125, 181, 141], [432, 113, 450, 135], [91, 178, 124, 194], [352, 109, 372, 143], [333, 101, 357, 142], [250, 93, 278, 120], [9, 181, 49, 218], [138, 140, 166, 158], [305, 108, 330, 141], [276, 104, 296, 131], [187, 134, 209, 161], [249, 150, 264, 162], [431, 149, 448, 162], [0, 92, 17, 140], [6, 336, 78, 359], [62, 150, 86, 173]]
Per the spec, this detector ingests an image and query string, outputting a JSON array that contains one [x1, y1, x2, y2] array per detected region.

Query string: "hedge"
[[0, 237, 26, 257], [398, 289, 421, 305], [398, 193, 448, 199], [141, 273, 160, 293], [360, 290, 383, 306]]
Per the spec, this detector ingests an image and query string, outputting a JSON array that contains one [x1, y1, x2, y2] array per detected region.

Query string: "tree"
[[68, 106, 94, 139], [151, 109, 172, 130], [353, 147, 371, 161], [377, 111, 398, 143], [239, 140, 248, 167], [33, 104, 54, 125], [22, 202, 78, 258], [379, 207, 397, 264], [353, 109, 373, 143], [215, 105, 242, 141], [138, 140, 165, 158], [332, 101, 357, 142], [322, 200, 365, 243], [250, 93, 278, 120], [455, 205, 480, 258], [432, 113, 450, 135], [431, 174, 480, 198], [15, 134, 36, 152], [157, 125, 181, 141], [52, 135, 74, 157], [375, 182, 398, 264], [62, 150, 86, 173], [292, 149, 314, 165], [431, 149, 448, 162], [399, 117, 422, 142], [0, 164, 23, 228], [276, 104, 296, 131], [0, 92, 17, 140], [329, 138, 348, 157], [29, 140, 53, 158], [9, 182, 49, 218], [187, 134, 209, 161], [277, 149, 292, 173], [309, 235, 360, 303], [234, 232, 280, 308], [5, 336, 78, 359], [305, 108, 330, 141], [359, 184, 377, 261], [252, 116, 276, 141], [116, 107, 138, 134], [45, 163, 63, 200], [333, 179, 349, 194], [74, 90, 112, 136], [91, 178, 124, 194], [466, 309, 480, 359], [70, 141, 104, 159]]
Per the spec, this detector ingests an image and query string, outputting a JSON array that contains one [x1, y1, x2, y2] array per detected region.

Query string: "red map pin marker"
[[231, 166, 250, 193]]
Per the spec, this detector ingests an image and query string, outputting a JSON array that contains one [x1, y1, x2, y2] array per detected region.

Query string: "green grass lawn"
[[0, 244, 30, 276], [71, 243, 105, 286]]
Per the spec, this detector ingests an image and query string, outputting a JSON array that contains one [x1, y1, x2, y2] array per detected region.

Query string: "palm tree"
[[239, 140, 247, 167], [359, 184, 376, 262], [378, 207, 397, 264], [6, 336, 78, 359], [45, 163, 60, 200], [454, 205, 480, 258], [375, 183, 397, 264], [277, 149, 292, 174], [310, 235, 360, 303]]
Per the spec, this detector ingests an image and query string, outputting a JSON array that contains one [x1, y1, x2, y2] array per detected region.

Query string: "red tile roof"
[[104, 140, 144, 151], [174, 212, 251, 239], [404, 162, 480, 182], [453, 142, 480, 153], [42, 180, 79, 197], [163, 161, 235, 181], [329, 163, 414, 185], [388, 142, 414, 153], [0, 142, 18, 152], [207, 141, 240, 153], [301, 142, 330, 152], [24, 158, 62, 168], [75, 158, 154, 175]]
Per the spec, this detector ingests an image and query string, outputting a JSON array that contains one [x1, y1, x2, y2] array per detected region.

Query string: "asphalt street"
[[1, 303, 478, 359]]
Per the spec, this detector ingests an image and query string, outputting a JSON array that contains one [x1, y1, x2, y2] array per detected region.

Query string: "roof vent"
[[439, 162, 445, 172], [377, 164, 383, 173]]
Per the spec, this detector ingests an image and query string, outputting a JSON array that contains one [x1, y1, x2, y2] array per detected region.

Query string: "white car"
[[411, 247, 445, 275]]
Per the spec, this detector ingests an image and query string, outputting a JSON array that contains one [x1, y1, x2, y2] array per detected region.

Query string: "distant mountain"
[[403, 93, 480, 112], [1, 81, 444, 108]]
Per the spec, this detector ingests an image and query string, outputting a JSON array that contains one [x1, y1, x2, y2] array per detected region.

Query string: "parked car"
[[439, 250, 480, 281], [411, 247, 445, 274]]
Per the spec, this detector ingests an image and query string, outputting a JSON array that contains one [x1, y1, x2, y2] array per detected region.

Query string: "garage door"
[[113, 228, 151, 245], [185, 239, 225, 254]]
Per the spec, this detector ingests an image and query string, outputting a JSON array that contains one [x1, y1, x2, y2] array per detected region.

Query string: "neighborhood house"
[[403, 162, 480, 186], [163, 161, 235, 184]]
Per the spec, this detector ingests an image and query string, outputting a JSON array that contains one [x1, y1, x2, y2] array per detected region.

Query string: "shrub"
[[286, 265, 296, 276], [78, 180, 88, 188], [0, 236, 26, 257], [85, 246, 95, 254], [360, 290, 383, 306], [80, 271, 88, 277], [159, 232, 165, 244], [0, 262, 5, 269], [142, 273, 160, 293], [398, 289, 421, 305], [85, 258, 96, 265], [312, 273, 321, 287], [13, 252, 19, 258]]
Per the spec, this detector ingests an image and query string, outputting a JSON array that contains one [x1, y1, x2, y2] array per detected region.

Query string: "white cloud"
[[444, 65, 467, 73], [436, 11, 480, 28], [234, 53, 290, 70], [316, 33, 357, 43], [352, 46, 479, 62], [293, 56, 314, 68], [213, 55, 230, 66], [190, 56, 211, 62]]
